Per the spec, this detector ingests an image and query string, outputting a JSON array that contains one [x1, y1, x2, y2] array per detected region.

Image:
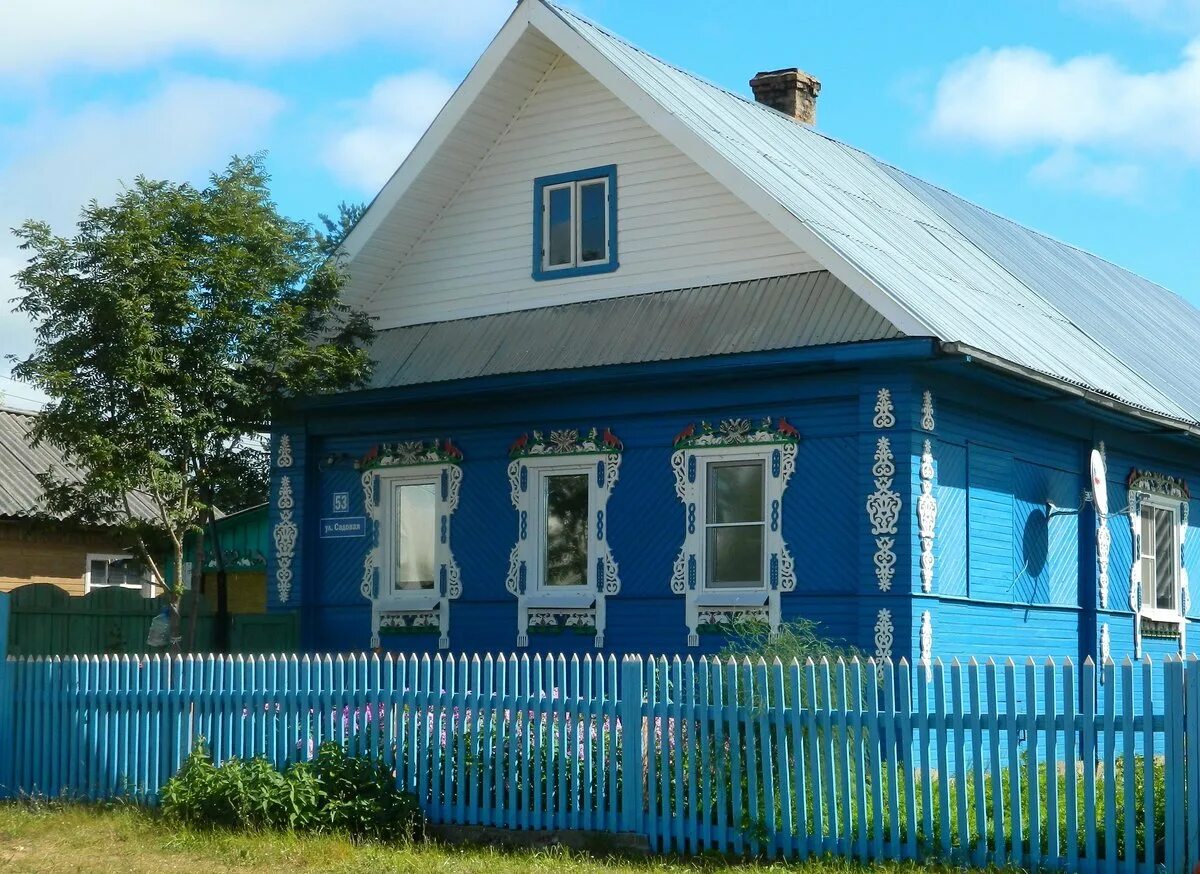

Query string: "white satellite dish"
[[1090, 449, 1109, 516]]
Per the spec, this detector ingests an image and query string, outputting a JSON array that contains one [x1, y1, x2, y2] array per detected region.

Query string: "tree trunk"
[[170, 543, 184, 654], [207, 507, 230, 653]]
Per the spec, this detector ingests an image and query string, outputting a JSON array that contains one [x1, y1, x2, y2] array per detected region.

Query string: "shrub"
[[161, 740, 424, 842]]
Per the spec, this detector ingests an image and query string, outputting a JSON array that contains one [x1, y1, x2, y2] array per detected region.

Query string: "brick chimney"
[[749, 68, 821, 125]]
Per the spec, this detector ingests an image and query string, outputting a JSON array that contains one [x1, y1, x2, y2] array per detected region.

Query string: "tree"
[[316, 201, 366, 257], [10, 154, 375, 649]]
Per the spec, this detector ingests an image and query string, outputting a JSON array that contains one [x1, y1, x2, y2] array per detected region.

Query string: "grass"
[[0, 802, 1019, 873]]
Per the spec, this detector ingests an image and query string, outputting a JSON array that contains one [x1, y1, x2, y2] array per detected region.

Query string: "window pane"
[[90, 557, 142, 587], [706, 525, 764, 587], [708, 462, 764, 524], [1141, 510, 1154, 559], [546, 474, 589, 586], [1153, 506, 1176, 611], [547, 186, 572, 267], [396, 483, 436, 591], [107, 558, 143, 587], [578, 180, 607, 263]]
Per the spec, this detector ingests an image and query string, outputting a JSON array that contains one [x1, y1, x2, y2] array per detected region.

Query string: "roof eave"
[[941, 341, 1200, 442]]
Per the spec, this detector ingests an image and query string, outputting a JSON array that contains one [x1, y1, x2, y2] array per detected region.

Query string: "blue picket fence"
[[0, 650, 1197, 873]]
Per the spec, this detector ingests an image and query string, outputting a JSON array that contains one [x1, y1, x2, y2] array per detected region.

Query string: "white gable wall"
[[363, 54, 820, 329]]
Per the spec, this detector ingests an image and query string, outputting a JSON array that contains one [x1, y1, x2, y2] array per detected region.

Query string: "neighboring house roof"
[[366, 272, 899, 389], [341, 0, 1200, 434], [0, 406, 159, 523]]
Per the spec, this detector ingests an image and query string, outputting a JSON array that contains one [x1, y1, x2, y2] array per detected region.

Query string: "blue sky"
[[2, 0, 1198, 409]]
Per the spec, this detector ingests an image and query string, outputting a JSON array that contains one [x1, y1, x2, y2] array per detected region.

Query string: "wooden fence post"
[[619, 655, 644, 835], [0, 591, 12, 798]]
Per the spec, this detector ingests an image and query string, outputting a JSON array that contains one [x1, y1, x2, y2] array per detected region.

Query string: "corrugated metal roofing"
[[367, 271, 898, 389], [542, 1, 1200, 426], [0, 407, 158, 522]]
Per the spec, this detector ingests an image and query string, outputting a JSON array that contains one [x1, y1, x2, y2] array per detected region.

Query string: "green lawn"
[[0, 803, 1018, 873]]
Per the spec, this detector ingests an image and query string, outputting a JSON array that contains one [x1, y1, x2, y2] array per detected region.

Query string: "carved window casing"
[[670, 417, 799, 646], [1126, 468, 1189, 655], [506, 428, 622, 648], [361, 440, 463, 649]]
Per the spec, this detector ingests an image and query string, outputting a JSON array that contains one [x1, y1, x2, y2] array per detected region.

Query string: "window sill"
[[1139, 608, 1183, 625], [695, 590, 769, 608], [377, 591, 440, 611], [532, 260, 619, 282], [524, 589, 596, 609]]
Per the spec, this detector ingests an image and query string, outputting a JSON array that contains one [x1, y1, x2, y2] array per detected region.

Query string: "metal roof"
[[543, 2, 1200, 427], [367, 271, 898, 389], [0, 407, 159, 523]]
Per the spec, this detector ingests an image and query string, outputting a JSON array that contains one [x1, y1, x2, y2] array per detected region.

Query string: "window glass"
[[545, 473, 589, 586], [707, 526, 764, 588], [709, 462, 764, 524], [395, 483, 436, 591], [705, 461, 764, 588], [90, 556, 144, 587], [546, 186, 573, 267], [1152, 506, 1176, 611], [578, 180, 607, 263]]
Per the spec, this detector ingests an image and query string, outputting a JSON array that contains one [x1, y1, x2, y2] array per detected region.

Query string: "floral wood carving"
[[917, 440, 938, 593], [920, 391, 935, 432], [867, 436, 902, 591], [873, 388, 895, 429]]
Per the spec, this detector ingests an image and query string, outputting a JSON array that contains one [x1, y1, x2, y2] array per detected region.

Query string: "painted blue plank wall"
[[271, 347, 1200, 678], [284, 365, 880, 659]]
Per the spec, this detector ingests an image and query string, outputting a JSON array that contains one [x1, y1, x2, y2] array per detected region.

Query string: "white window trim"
[[362, 452, 463, 649], [506, 436, 622, 648], [380, 472, 441, 605], [541, 181, 575, 272], [671, 427, 797, 647], [540, 176, 611, 273], [1127, 477, 1190, 656], [84, 552, 152, 597], [1134, 494, 1182, 623], [698, 453, 769, 594], [531, 462, 597, 595]]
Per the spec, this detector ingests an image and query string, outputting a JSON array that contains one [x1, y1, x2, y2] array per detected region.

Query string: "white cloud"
[[1028, 149, 1146, 197], [0, 1, 513, 79], [1068, 0, 1200, 32], [928, 42, 1200, 159], [0, 76, 284, 407], [324, 71, 456, 193]]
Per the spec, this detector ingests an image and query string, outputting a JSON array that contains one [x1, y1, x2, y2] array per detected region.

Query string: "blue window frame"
[[532, 165, 618, 281]]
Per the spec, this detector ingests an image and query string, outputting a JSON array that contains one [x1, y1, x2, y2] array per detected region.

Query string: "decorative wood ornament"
[[505, 427, 622, 648], [867, 436, 901, 591], [920, 390, 935, 432], [919, 610, 933, 682], [361, 438, 463, 649], [670, 417, 799, 646], [918, 439, 938, 593], [273, 474, 297, 604], [873, 388, 895, 429]]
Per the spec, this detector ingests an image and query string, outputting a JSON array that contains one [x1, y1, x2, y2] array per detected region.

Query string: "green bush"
[[161, 740, 424, 842]]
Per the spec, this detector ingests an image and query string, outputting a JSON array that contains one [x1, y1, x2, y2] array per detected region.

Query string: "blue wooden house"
[[268, 0, 1200, 670]]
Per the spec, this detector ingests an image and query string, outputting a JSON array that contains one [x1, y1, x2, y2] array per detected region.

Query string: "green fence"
[[0, 585, 297, 656]]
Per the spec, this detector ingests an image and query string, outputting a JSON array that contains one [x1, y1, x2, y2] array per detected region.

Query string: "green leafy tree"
[[10, 155, 375, 648], [316, 201, 366, 257]]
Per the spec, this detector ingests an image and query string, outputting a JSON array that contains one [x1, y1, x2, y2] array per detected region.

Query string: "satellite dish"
[[1090, 449, 1109, 516]]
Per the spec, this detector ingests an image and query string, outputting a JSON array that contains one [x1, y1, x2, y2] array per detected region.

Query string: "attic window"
[[533, 165, 618, 280]]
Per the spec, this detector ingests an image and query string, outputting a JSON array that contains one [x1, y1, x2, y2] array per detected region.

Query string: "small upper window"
[[1139, 500, 1179, 616], [533, 165, 618, 280]]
